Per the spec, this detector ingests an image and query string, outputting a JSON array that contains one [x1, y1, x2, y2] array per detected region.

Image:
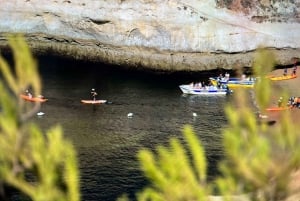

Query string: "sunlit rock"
[[0, 0, 299, 71]]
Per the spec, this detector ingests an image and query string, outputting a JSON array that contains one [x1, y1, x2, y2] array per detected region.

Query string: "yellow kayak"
[[269, 74, 297, 81], [226, 83, 254, 88]]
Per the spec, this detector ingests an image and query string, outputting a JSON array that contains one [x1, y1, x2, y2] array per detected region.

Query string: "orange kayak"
[[81, 100, 107, 104], [269, 74, 297, 81], [20, 94, 48, 103], [266, 106, 292, 111]]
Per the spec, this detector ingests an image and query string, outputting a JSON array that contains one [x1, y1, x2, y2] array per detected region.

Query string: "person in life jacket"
[[288, 97, 300, 108]]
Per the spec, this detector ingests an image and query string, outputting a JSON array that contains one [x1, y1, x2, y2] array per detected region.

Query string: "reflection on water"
[[32, 56, 229, 201]]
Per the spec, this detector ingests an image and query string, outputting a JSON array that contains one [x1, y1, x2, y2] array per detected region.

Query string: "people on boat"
[[217, 74, 223, 82], [241, 74, 246, 81], [194, 82, 202, 88], [224, 72, 230, 81], [283, 68, 288, 76], [190, 82, 204, 89], [25, 89, 33, 99], [91, 88, 98, 101]]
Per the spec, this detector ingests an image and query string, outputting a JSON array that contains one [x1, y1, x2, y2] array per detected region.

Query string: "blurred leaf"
[[0, 35, 80, 201]]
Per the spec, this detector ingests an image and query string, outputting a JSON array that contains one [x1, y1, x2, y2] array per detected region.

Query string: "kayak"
[[269, 74, 297, 81], [226, 82, 254, 88], [81, 100, 107, 104], [265, 106, 292, 111], [20, 94, 48, 103]]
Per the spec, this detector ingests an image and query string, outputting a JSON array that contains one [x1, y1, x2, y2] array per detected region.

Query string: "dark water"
[[32, 56, 229, 201]]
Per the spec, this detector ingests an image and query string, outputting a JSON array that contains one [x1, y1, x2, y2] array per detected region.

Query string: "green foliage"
[[0, 35, 80, 201], [217, 49, 300, 200], [253, 48, 274, 109], [136, 125, 209, 201], [134, 48, 300, 201]]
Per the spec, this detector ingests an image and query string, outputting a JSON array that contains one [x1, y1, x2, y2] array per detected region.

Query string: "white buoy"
[[37, 112, 45, 116], [192, 112, 197, 117], [127, 113, 133, 118]]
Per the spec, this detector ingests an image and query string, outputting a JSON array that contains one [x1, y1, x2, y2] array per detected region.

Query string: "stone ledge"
[[1, 33, 299, 72]]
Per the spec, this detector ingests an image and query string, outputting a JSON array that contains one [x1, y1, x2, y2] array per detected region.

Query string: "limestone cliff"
[[0, 0, 299, 71]]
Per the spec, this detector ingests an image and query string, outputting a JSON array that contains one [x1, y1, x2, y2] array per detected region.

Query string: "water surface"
[[33, 56, 229, 201]]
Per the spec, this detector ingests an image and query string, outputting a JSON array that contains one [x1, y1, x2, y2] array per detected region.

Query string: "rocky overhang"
[[0, 0, 299, 71]]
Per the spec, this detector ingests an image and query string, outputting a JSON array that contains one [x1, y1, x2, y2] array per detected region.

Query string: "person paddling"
[[91, 88, 98, 101], [25, 89, 33, 99]]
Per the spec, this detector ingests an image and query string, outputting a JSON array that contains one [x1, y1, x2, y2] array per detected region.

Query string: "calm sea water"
[[31, 56, 229, 201]]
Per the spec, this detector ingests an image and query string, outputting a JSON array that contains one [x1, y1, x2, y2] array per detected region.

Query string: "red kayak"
[[266, 106, 292, 111], [81, 100, 107, 104], [20, 94, 48, 103]]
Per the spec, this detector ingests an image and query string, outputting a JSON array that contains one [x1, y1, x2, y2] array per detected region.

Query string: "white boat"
[[179, 84, 230, 95]]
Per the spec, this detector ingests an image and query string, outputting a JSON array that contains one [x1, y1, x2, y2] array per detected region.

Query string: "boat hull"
[[179, 85, 228, 95]]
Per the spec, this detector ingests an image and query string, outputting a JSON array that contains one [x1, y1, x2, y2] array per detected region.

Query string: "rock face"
[[0, 0, 299, 71]]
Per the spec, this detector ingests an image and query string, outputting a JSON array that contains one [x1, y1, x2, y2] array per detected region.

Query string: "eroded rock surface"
[[0, 0, 299, 71]]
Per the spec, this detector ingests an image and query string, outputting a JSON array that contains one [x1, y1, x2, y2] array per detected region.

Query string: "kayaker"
[[25, 89, 32, 99], [288, 97, 295, 106], [293, 97, 300, 108], [91, 88, 98, 101]]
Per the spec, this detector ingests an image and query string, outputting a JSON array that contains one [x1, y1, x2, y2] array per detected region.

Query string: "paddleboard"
[[81, 100, 107, 104], [37, 112, 45, 116]]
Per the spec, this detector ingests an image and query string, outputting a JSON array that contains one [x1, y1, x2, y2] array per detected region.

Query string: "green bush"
[[0, 35, 80, 201]]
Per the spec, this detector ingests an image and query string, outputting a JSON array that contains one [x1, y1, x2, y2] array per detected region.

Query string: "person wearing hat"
[[91, 88, 98, 101]]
